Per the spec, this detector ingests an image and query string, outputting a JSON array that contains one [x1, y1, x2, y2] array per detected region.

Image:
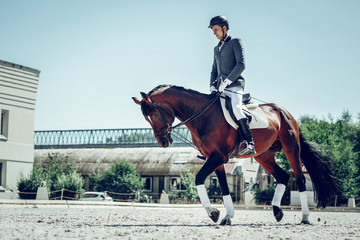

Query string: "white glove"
[[218, 79, 232, 93], [210, 85, 218, 93]]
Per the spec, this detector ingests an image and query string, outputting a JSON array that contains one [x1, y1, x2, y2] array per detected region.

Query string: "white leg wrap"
[[271, 183, 286, 207], [223, 195, 234, 217], [300, 191, 310, 215], [196, 185, 211, 208]]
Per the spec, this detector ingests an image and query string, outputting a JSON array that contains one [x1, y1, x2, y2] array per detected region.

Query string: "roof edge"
[[0, 59, 41, 76]]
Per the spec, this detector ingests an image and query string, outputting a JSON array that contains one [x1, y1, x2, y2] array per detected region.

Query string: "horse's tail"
[[299, 131, 341, 208]]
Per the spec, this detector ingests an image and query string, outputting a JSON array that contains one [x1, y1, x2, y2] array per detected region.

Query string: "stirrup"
[[239, 141, 256, 156]]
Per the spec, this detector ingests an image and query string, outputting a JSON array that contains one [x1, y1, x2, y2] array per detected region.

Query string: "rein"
[[224, 89, 268, 104], [169, 92, 221, 130]]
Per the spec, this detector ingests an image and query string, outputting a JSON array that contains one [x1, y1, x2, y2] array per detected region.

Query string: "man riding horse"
[[133, 15, 340, 226], [209, 15, 256, 156]]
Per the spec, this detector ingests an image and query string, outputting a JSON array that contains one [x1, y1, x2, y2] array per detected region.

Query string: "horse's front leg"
[[195, 151, 224, 223], [215, 165, 234, 225], [196, 185, 220, 223]]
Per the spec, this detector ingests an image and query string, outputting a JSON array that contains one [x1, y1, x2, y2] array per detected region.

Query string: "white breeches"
[[223, 86, 246, 120]]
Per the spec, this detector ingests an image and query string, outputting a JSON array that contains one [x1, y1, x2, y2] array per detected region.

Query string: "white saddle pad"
[[220, 96, 269, 130]]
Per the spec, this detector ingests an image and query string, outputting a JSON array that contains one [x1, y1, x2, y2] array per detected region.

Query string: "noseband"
[[151, 101, 175, 139]]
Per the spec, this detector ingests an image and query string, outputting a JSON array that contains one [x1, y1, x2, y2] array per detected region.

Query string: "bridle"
[[150, 101, 175, 139], [148, 92, 221, 140]]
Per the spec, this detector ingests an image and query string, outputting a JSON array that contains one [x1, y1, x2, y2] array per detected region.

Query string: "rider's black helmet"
[[208, 16, 229, 29]]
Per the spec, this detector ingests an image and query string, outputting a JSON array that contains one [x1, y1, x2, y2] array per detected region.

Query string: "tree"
[[298, 113, 359, 205], [273, 112, 360, 205], [45, 152, 77, 186], [92, 159, 144, 200]]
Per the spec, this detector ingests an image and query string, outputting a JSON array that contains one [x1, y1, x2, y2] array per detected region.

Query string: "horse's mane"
[[148, 84, 208, 98], [148, 84, 171, 96], [141, 84, 209, 116]]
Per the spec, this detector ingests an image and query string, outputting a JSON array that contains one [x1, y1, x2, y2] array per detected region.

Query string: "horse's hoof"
[[206, 208, 220, 223], [301, 214, 310, 224], [210, 209, 220, 223], [220, 215, 231, 226], [273, 206, 283, 222]]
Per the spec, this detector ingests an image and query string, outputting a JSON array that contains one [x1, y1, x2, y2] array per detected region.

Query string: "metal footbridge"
[[34, 127, 192, 149]]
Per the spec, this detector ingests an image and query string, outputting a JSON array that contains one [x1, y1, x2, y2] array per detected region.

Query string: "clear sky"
[[1, 0, 359, 130]]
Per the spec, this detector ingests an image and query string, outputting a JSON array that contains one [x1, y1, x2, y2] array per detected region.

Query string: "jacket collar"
[[217, 35, 231, 47]]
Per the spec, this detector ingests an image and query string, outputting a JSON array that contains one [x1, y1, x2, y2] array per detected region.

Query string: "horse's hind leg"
[[215, 165, 234, 225], [281, 144, 310, 224], [278, 111, 310, 224], [255, 150, 289, 222]]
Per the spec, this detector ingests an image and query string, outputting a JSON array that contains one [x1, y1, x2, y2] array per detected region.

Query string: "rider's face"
[[211, 25, 227, 40]]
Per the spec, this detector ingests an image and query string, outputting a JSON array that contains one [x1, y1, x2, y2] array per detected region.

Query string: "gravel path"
[[0, 205, 359, 240]]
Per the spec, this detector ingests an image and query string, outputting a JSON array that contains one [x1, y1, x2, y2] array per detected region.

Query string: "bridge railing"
[[34, 127, 192, 149]]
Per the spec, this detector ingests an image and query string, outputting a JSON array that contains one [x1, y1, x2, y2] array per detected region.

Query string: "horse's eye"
[[153, 113, 159, 119]]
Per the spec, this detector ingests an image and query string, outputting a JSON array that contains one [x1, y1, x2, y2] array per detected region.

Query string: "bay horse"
[[132, 85, 340, 225]]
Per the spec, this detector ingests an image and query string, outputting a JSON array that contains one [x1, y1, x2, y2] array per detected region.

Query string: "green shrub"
[[253, 183, 275, 205], [17, 177, 38, 199], [92, 159, 144, 200], [52, 172, 84, 200], [180, 169, 199, 202], [17, 153, 84, 200], [17, 164, 49, 199], [135, 192, 153, 203], [46, 152, 77, 187], [168, 191, 186, 204]]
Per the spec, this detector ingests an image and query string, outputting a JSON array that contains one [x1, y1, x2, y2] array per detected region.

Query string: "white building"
[[0, 60, 40, 190]]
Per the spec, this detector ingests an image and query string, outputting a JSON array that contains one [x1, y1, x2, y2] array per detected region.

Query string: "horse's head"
[[132, 92, 175, 148]]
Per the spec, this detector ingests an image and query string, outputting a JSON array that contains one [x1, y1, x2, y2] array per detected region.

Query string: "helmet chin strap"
[[221, 26, 228, 42]]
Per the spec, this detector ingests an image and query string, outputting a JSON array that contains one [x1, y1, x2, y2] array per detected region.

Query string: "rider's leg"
[[237, 118, 256, 155], [226, 86, 256, 156]]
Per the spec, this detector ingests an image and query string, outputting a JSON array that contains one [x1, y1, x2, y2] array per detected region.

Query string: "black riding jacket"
[[210, 35, 246, 89]]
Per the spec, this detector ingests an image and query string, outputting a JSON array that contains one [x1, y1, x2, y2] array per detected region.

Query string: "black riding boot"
[[237, 118, 257, 156]]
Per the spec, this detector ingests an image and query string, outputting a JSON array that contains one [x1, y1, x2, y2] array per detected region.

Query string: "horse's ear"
[[140, 92, 152, 106], [132, 97, 141, 105]]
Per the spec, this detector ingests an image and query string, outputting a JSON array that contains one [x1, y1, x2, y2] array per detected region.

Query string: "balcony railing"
[[34, 127, 192, 149]]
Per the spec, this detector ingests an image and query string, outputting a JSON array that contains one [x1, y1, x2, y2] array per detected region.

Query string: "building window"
[[170, 177, 185, 191], [142, 177, 153, 192], [210, 176, 219, 188], [0, 110, 9, 141]]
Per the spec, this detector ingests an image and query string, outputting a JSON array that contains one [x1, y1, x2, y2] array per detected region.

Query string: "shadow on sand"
[[75, 223, 299, 228]]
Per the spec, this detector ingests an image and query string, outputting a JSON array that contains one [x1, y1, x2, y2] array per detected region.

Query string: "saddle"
[[220, 93, 269, 158], [223, 93, 253, 123]]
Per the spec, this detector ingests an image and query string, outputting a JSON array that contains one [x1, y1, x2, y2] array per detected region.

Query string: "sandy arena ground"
[[0, 204, 359, 240]]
